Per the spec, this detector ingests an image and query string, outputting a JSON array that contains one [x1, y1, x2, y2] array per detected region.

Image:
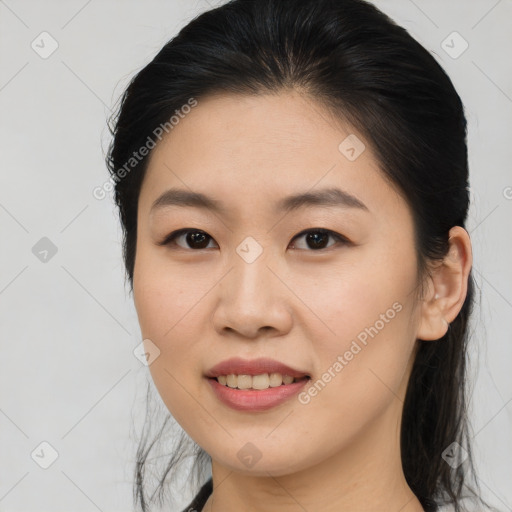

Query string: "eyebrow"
[[150, 186, 369, 215]]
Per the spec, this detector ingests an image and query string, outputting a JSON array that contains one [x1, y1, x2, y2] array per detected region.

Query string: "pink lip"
[[206, 377, 310, 412], [205, 357, 310, 379], [205, 357, 311, 412]]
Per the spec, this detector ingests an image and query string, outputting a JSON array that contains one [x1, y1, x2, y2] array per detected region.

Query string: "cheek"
[[291, 246, 417, 351], [295, 293, 416, 458], [298, 248, 419, 427], [133, 252, 216, 429], [134, 276, 206, 370], [133, 244, 209, 341]]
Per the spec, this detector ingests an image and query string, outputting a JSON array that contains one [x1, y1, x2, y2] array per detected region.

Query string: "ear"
[[416, 226, 473, 341]]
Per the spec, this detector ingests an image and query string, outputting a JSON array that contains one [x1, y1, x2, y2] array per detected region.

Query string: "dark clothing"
[[181, 477, 213, 512]]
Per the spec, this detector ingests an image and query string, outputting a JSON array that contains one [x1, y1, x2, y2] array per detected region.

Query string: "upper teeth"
[[216, 373, 296, 389]]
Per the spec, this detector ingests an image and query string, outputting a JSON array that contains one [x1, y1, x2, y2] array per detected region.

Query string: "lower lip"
[[206, 377, 310, 412]]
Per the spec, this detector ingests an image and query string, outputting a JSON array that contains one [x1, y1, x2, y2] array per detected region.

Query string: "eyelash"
[[158, 228, 350, 251]]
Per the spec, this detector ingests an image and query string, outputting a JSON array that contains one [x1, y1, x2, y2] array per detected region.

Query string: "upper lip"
[[205, 357, 310, 379]]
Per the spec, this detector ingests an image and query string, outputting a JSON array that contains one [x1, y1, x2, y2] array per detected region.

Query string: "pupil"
[[188, 231, 209, 249], [307, 232, 327, 249]]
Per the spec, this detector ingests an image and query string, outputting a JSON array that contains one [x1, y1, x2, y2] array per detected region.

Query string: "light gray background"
[[0, 0, 511, 511]]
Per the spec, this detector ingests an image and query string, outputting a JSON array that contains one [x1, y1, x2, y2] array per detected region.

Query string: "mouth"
[[206, 374, 311, 412], [204, 357, 311, 411]]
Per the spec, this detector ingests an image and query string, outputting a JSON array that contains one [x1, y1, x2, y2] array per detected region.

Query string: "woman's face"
[[133, 90, 424, 476]]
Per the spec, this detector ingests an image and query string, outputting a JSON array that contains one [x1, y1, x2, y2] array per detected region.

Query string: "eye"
[[289, 228, 349, 251], [158, 227, 349, 251], [158, 228, 217, 250]]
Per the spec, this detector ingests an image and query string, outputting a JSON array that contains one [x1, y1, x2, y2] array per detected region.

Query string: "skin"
[[132, 90, 472, 512]]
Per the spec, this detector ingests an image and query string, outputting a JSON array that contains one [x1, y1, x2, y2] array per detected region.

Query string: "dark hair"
[[106, 0, 495, 510]]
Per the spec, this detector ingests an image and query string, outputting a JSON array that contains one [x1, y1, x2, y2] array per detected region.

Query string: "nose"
[[211, 249, 293, 339]]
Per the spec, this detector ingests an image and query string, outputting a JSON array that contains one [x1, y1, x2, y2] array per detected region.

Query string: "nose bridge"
[[212, 235, 292, 337], [230, 235, 273, 304]]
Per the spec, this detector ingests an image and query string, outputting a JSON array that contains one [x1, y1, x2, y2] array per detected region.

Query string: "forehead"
[[139, 91, 407, 220]]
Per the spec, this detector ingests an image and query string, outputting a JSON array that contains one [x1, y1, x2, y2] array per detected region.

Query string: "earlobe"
[[416, 226, 472, 341]]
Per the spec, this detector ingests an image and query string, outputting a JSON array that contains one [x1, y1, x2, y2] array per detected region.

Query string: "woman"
[[106, 0, 495, 510]]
